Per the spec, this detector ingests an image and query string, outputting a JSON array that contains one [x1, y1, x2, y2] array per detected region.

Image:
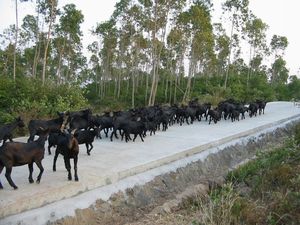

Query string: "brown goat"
[[52, 131, 79, 181], [0, 128, 49, 189]]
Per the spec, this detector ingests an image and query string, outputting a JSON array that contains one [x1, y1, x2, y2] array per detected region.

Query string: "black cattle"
[[0, 117, 25, 145], [27, 112, 66, 142], [0, 128, 49, 189], [74, 129, 98, 155], [52, 131, 79, 181]]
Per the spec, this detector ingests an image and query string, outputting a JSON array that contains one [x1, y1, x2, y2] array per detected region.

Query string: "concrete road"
[[0, 101, 300, 224]]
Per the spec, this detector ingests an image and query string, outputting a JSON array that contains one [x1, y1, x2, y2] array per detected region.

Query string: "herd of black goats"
[[0, 98, 267, 190]]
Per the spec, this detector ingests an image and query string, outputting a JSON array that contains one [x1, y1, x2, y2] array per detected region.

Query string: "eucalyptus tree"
[[21, 15, 39, 76], [222, 0, 249, 89], [54, 3, 84, 84], [138, 0, 187, 106], [0, 26, 17, 76], [269, 35, 288, 85], [167, 25, 187, 103], [270, 35, 288, 58], [94, 19, 118, 98], [87, 41, 101, 94], [12, 0, 30, 80], [38, 0, 58, 85], [243, 13, 268, 87], [270, 56, 289, 85], [181, 0, 214, 102]]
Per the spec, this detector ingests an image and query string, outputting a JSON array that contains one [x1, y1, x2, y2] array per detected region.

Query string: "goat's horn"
[[60, 124, 65, 132]]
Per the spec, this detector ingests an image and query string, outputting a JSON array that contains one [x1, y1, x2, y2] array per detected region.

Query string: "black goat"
[[52, 131, 79, 181], [0, 128, 49, 189], [92, 114, 113, 138], [64, 109, 93, 131], [121, 120, 146, 142], [0, 117, 25, 145], [208, 108, 222, 124], [47, 132, 61, 155], [248, 103, 259, 118], [74, 129, 98, 155], [256, 100, 267, 115], [27, 112, 66, 142]]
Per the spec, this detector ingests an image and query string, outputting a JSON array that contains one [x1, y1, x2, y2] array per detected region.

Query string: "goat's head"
[[16, 116, 25, 128]]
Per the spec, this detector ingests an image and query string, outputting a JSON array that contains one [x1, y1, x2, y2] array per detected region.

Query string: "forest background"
[[1, 0, 300, 124]]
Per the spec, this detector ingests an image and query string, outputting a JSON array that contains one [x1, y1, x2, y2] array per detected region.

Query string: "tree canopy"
[[0, 0, 299, 122]]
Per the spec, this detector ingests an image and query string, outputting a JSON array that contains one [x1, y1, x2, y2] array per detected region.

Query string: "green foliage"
[[0, 77, 88, 125], [294, 123, 300, 146]]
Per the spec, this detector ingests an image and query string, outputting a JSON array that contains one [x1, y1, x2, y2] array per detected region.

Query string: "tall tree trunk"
[[131, 72, 135, 108], [41, 0, 56, 85], [145, 69, 149, 105], [224, 13, 235, 89], [173, 76, 177, 104], [183, 55, 195, 103], [32, 1, 40, 78], [56, 39, 66, 84], [13, 0, 19, 81], [246, 44, 252, 88]]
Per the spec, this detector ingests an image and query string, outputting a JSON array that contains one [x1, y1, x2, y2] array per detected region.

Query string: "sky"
[[0, 0, 299, 76]]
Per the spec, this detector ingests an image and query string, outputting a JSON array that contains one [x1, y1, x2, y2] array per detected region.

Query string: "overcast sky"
[[0, 0, 299, 76]]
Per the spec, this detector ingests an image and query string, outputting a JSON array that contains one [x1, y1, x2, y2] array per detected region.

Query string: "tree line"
[[0, 0, 299, 123]]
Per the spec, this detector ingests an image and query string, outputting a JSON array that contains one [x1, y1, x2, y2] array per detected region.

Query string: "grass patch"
[[190, 137, 300, 225]]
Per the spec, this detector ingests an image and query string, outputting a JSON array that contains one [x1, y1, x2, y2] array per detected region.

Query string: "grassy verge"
[[128, 126, 300, 225], [188, 128, 300, 225]]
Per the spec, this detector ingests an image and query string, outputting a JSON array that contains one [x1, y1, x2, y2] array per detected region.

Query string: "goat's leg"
[[64, 156, 72, 180], [133, 134, 137, 142], [48, 145, 52, 155], [0, 164, 3, 189], [74, 156, 78, 181], [110, 130, 114, 141], [139, 133, 144, 142], [28, 162, 34, 183], [86, 143, 90, 155], [27, 133, 35, 142], [104, 128, 109, 137], [35, 161, 44, 183], [125, 133, 130, 142], [5, 167, 18, 189], [53, 151, 59, 171], [88, 143, 93, 155]]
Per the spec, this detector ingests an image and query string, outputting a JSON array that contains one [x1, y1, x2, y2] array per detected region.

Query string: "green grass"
[[192, 134, 300, 225]]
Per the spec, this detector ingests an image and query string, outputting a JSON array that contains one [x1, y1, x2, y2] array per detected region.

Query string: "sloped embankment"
[[52, 120, 300, 225]]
